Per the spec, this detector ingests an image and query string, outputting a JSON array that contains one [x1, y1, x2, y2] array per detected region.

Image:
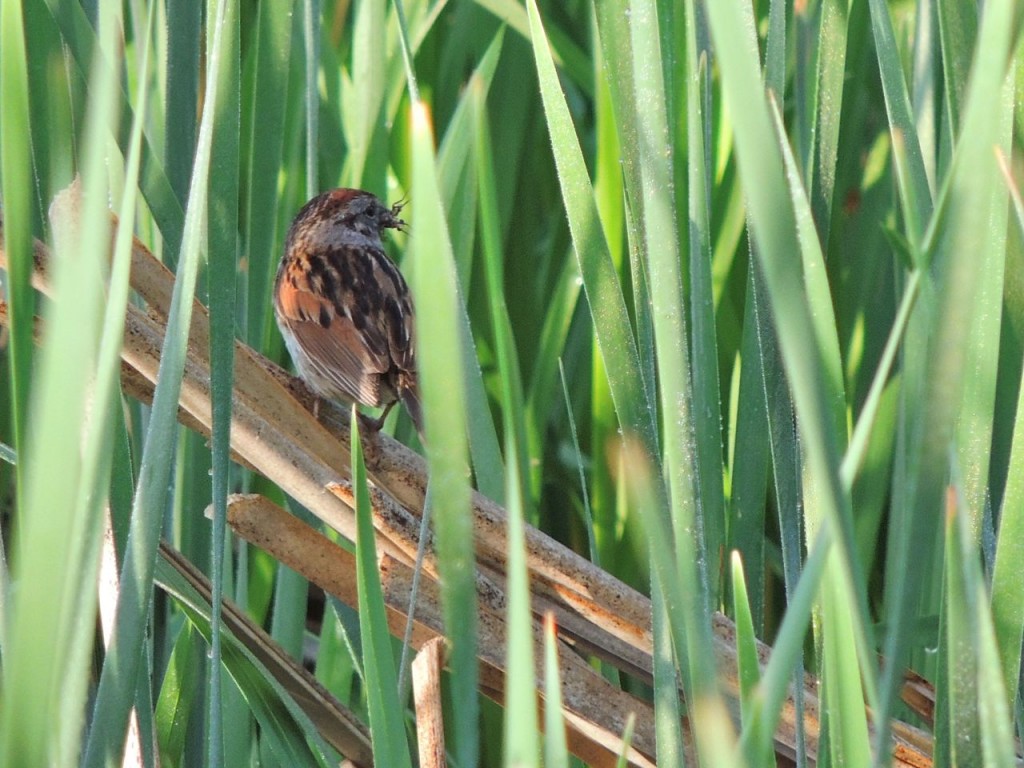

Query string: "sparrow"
[[273, 188, 423, 437]]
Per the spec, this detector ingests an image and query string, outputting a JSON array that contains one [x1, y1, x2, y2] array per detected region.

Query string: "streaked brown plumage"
[[274, 188, 423, 435]]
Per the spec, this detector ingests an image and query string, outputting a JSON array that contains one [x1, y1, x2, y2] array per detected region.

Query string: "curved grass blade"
[[525, 0, 657, 458]]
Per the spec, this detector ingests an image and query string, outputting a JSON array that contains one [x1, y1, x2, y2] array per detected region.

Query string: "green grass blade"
[[991, 150, 1024, 699], [351, 413, 414, 768], [805, 0, 848, 238], [650, 576, 684, 765], [474, 57, 525, 504], [703, 0, 852, 524], [408, 99, 478, 768], [559, 359, 598, 563], [62, 0, 157, 758], [728, 279, 772, 624], [764, 0, 786, 93], [164, 0, 200, 205], [243, 0, 293, 348], [602, 0, 709, 550], [952, 69, 1014, 526], [865, 0, 934, 246], [768, 105, 879, 734], [478, 77, 541, 754], [619, 438, 737, 759], [975, 572, 1016, 766], [526, 0, 657, 456], [943, 493, 984, 764], [315, 601, 361, 708], [349, 0, 387, 191], [623, 0, 700, 565], [731, 552, 773, 767], [935, 0, 978, 133], [156, 623, 203, 765], [623, 2, 731, 754], [542, 614, 569, 768], [741, 525, 831, 759], [683, 0, 727, 600], [436, 29, 506, 291], [303, 0, 320, 195], [842, 272, 920, 487], [524, 252, 583, 505], [433, 31, 507, 502], [471, 0, 591, 97], [768, 97, 847, 475], [502, 423, 540, 767], [588, 34, 625, 563], [205, 0, 241, 762], [0, 0, 34, 511]]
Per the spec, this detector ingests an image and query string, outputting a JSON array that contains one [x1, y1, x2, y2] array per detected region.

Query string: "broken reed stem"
[[225, 493, 658, 767], [411, 639, 447, 768]]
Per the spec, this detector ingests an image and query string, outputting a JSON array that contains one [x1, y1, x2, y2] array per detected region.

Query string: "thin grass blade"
[[408, 99, 478, 768]]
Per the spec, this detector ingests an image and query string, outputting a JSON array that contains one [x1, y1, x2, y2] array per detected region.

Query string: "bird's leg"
[[360, 401, 397, 434]]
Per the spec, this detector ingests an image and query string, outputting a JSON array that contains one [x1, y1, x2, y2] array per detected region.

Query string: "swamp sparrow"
[[273, 188, 423, 436]]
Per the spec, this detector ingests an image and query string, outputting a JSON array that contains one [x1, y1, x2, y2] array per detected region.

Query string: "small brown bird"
[[273, 188, 423, 436]]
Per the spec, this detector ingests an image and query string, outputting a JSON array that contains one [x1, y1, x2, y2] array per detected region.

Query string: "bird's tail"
[[398, 376, 425, 442]]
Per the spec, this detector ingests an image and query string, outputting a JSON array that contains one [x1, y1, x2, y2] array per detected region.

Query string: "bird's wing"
[[275, 243, 401, 405]]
